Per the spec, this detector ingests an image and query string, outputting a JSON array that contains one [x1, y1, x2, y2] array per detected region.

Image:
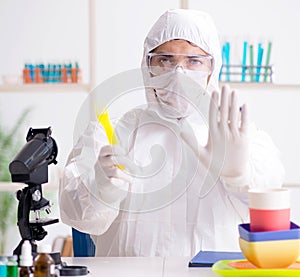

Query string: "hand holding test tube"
[[96, 108, 125, 170]]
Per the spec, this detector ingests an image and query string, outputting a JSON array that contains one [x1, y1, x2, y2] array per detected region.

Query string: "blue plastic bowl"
[[239, 222, 300, 242]]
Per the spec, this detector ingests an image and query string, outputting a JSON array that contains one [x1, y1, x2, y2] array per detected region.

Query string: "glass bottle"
[[7, 255, 18, 277], [33, 244, 55, 277], [0, 256, 7, 277]]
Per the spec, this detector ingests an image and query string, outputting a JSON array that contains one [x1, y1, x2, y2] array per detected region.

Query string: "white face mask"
[[147, 70, 209, 119]]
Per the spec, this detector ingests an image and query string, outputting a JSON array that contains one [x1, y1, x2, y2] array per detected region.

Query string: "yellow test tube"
[[96, 107, 125, 170]]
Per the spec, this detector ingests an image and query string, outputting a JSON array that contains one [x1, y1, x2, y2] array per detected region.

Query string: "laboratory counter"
[[62, 256, 218, 277]]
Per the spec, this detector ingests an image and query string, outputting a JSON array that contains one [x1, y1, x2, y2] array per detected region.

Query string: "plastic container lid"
[[0, 256, 8, 263], [7, 255, 18, 262], [20, 241, 33, 266], [59, 266, 88, 276]]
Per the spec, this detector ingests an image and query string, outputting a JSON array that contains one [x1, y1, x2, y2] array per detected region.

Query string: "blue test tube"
[[225, 42, 230, 82], [241, 41, 248, 82], [256, 43, 264, 82], [29, 64, 35, 83]]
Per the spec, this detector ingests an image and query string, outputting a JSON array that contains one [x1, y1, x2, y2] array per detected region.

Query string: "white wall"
[[189, 0, 300, 85], [235, 86, 300, 184], [94, 0, 180, 83], [90, 0, 300, 85], [0, 0, 90, 83]]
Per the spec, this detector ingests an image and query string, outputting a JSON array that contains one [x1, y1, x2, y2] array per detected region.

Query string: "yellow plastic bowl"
[[239, 237, 300, 268]]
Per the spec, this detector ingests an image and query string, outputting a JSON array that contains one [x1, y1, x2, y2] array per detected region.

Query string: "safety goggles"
[[147, 52, 214, 76]]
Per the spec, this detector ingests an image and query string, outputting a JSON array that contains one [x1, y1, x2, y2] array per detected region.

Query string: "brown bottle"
[[33, 244, 55, 277], [19, 240, 34, 277]]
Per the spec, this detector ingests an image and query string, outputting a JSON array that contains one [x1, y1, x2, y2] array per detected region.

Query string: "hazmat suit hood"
[[141, 9, 222, 120]]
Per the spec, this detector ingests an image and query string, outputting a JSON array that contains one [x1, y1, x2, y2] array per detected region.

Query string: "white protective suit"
[[59, 9, 285, 256]]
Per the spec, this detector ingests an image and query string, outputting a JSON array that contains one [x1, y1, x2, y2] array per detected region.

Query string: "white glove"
[[94, 144, 132, 205], [98, 145, 131, 182], [182, 85, 250, 190]]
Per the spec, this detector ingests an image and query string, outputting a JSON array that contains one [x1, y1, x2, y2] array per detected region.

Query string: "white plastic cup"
[[248, 188, 290, 210], [248, 188, 290, 232]]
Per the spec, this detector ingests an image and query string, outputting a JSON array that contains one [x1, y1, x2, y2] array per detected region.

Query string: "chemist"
[[59, 9, 285, 256]]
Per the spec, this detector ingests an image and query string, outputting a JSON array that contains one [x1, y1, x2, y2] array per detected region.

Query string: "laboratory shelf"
[[219, 82, 300, 91], [0, 83, 91, 93], [1, 82, 300, 93]]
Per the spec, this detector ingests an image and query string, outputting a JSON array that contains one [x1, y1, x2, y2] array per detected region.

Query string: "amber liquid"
[[33, 253, 55, 277], [19, 266, 34, 277]]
